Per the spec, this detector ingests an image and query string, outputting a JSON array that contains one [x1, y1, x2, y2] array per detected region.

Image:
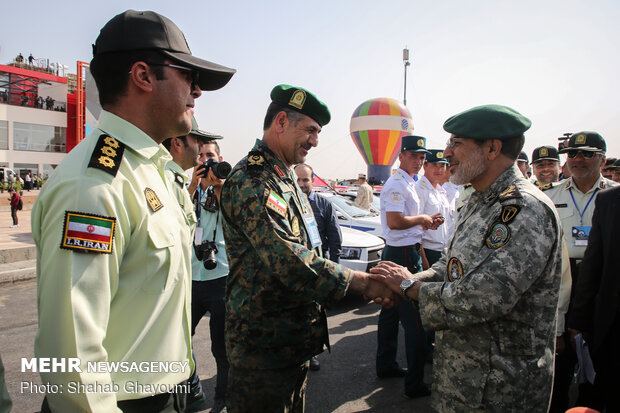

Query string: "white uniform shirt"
[[442, 181, 461, 237], [416, 176, 451, 251], [380, 168, 424, 246]]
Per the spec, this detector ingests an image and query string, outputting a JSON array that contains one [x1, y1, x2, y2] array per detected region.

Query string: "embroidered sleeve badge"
[[447, 257, 463, 281], [390, 192, 402, 202], [266, 190, 287, 217], [485, 222, 511, 249], [61, 211, 115, 254]]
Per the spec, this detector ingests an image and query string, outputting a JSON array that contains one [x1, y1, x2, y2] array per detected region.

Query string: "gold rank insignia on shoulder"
[[447, 257, 463, 281], [498, 184, 521, 201], [500, 205, 520, 224], [88, 134, 125, 176], [248, 154, 264, 166], [144, 188, 163, 212], [289, 90, 307, 109], [486, 221, 511, 249], [291, 216, 301, 236]]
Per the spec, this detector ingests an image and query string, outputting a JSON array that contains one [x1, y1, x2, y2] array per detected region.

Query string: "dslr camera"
[[194, 240, 218, 270], [198, 159, 232, 180]]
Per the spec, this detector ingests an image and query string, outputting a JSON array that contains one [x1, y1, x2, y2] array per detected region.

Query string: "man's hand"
[[364, 278, 402, 308], [187, 164, 203, 197], [424, 212, 445, 230], [369, 261, 414, 295], [349, 271, 401, 308]]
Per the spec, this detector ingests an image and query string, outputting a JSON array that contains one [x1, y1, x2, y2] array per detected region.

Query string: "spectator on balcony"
[[28, 54, 34, 65], [15, 53, 24, 63]]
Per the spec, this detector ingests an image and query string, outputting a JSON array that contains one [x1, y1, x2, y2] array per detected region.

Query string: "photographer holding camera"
[[188, 137, 231, 413]]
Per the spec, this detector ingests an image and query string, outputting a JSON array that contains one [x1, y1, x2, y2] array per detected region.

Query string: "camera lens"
[[213, 161, 231, 179]]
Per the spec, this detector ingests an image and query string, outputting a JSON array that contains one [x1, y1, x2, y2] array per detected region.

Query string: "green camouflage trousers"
[[227, 361, 309, 413]]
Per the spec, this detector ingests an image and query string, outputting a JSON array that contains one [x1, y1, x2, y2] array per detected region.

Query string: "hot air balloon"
[[350, 97, 414, 184]]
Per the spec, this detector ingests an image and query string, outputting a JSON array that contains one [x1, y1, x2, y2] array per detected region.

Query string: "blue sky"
[[2, 0, 619, 179]]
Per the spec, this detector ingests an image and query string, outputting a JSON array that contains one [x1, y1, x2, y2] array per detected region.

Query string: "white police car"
[[339, 227, 384, 272], [318, 192, 383, 238]]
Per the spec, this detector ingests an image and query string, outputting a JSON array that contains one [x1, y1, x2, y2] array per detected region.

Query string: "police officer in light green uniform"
[[220, 84, 397, 413], [372, 104, 563, 412], [32, 10, 235, 413]]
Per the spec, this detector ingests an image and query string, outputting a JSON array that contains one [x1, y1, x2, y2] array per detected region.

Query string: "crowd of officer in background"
[[1, 7, 618, 413]]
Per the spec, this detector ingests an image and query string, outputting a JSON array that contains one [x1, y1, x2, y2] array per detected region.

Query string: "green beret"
[[559, 131, 606, 153], [426, 149, 449, 164], [270, 84, 331, 126], [401, 135, 431, 154], [443, 104, 531, 140], [531, 145, 559, 163]]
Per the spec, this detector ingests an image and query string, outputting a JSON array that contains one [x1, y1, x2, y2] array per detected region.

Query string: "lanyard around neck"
[[569, 187, 598, 226]]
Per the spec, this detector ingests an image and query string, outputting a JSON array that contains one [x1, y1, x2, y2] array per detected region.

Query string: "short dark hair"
[[294, 163, 313, 176], [89, 50, 166, 107], [161, 135, 186, 151], [202, 140, 221, 157], [500, 135, 525, 160], [263, 102, 304, 131]]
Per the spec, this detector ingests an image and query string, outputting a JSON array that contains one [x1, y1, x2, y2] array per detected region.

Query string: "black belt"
[[387, 243, 421, 251]]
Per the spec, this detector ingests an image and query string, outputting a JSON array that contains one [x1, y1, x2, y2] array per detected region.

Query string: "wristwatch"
[[400, 279, 419, 299]]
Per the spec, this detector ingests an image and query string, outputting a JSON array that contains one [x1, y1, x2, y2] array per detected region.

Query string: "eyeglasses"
[[445, 137, 465, 148], [146, 62, 199, 87], [566, 150, 599, 159]]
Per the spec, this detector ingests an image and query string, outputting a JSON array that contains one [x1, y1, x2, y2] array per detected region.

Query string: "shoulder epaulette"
[[464, 183, 472, 189], [498, 184, 521, 202], [247, 151, 265, 173], [88, 134, 125, 177]]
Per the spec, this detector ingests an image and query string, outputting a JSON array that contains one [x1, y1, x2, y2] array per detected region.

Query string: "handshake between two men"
[[348, 261, 419, 307]]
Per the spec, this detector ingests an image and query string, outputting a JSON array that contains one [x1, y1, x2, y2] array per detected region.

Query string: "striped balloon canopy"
[[350, 98, 414, 169]]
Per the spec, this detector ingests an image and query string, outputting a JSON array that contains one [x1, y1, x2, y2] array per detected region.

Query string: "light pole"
[[403, 48, 410, 106]]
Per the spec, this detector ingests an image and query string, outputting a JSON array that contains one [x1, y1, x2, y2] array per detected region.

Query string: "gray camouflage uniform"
[[415, 164, 562, 412]]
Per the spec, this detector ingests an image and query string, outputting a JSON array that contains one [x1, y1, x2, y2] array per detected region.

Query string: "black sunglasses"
[[147, 62, 199, 87], [566, 150, 599, 159]]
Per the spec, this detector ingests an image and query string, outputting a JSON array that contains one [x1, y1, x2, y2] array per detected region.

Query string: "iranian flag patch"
[[266, 190, 287, 218], [61, 211, 116, 254]]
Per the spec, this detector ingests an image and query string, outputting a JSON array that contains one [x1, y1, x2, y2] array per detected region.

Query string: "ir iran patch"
[[447, 257, 463, 281], [486, 222, 511, 249], [266, 190, 287, 217], [61, 212, 115, 254]]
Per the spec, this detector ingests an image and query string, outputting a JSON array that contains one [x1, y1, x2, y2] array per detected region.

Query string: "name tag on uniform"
[[303, 211, 322, 248], [572, 226, 591, 246]]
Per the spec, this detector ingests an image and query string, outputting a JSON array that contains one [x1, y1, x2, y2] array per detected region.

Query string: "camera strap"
[[194, 185, 219, 244]]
